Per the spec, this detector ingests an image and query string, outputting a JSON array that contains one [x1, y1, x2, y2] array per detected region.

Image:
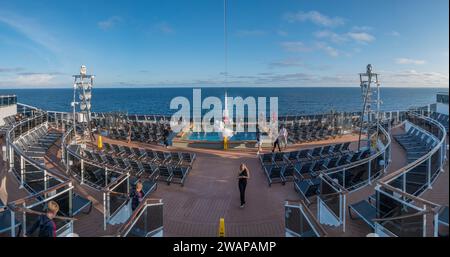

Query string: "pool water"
[[188, 132, 257, 141]]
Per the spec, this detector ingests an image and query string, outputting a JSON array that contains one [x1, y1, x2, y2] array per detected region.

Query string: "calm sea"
[[0, 87, 447, 115]]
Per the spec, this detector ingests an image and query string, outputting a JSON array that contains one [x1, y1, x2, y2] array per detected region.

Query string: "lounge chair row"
[[394, 127, 437, 163]]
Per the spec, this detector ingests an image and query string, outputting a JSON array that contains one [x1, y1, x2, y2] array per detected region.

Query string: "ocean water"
[[0, 87, 446, 115]]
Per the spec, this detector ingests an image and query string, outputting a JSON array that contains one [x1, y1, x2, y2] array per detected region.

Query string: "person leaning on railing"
[[25, 201, 60, 237]]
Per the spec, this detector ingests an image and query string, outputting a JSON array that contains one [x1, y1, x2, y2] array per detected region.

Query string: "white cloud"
[[154, 21, 175, 34], [351, 26, 373, 31], [316, 42, 339, 57], [280, 41, 312, 52], [0, 12, 61, 53], [346, 32, 375, 43], [284, 10, 345, 27], [314, 30, 348, 44], [98, 16, 122, 30], [269, 58, 304, 68], [395, 58, 426, 65]]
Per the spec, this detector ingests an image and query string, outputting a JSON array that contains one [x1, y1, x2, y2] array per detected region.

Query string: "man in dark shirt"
[[26, 200, 59, 237]]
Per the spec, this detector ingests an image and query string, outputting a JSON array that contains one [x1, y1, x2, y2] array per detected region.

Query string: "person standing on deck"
[[256, 125, 262, 155], [25, 201, 59, 237], [237, 163, 250, 208], [130, 181, 144, 211], [162, 126, 170, 148], [279, 125, 288, 149], [127, 123, 132, 144], [271, 128, 282, 153]]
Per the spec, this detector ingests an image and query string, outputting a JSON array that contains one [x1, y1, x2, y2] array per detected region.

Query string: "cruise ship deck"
[[1, 98, 448, 237]]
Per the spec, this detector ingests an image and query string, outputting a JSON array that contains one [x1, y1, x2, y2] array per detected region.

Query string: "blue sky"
[[0, 0, 448, 88]]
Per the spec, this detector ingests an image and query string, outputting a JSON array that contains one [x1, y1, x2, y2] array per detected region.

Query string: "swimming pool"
[[187, 132, 257, 141]]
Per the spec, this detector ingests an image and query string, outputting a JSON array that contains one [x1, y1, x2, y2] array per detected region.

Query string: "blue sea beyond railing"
[[0, 87, 446, 115]]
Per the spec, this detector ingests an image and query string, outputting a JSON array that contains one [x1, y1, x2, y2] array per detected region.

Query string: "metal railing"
[[116, 198, 163, 237], [285, 199, 327, 237], [1, 109, 76, 237], [324, 123, 392, 192], [374, 112, 447, 237]]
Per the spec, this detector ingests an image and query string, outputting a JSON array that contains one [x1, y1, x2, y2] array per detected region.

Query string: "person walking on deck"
[[238, 163, 250, 208], [26, 200, 59, 237], [271, 129, 282, 152], [280, 125, 288, 149]]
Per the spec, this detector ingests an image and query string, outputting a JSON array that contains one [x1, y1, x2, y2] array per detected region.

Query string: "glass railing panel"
[[430, 148, 441, 182], [83, 162, 106, 187], [405, 164, 428, 196], [320, 178, 340, 218], [68, 152, 81, 178], [343, 162, 369, 190], [23, 161, 45, 194], [126, 203, 163, 237], [109, 178, 129, 218]]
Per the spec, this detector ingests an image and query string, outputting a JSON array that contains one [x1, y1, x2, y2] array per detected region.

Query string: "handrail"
[[325, 123, 391, 175], [6, 114, 68, 182], [372, 210, 431, 223], [116, 198, 163, 236], [7, 181, 72, 206], [7, 205, 77, 221], [285, 199, 328, 237], [63, 132, 128, 192], [379, 112, 446, 184], [377, 183, 441, 208]]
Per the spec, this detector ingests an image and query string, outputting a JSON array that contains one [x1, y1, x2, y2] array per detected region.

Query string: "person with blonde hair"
[[26, 200, 59, 237], [130, 181, 144, 211], [237, 163, 250, 208]]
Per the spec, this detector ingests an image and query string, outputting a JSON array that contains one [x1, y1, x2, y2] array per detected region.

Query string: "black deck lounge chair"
[[273, 152, 285, 165], [296, 162, 313, 177], [438, 206, 449, 237], [131, 147, 143, 158], [158, 165, 173, 184], [260, 153, 274, 166], [181, 152, 195, 166], [282, 164, 297, 182], [348, 200, 376, 229], [308, 147, 322, 160], [297, 149, 311, 161], [285, 151, 299, 163], [171, 166, 190, 186], [103, 142, 113, 154], [0, 203, 22, 236], [263, 165, 284, 186], [294, 178, 320, 206], [340, 142, 351, 153]]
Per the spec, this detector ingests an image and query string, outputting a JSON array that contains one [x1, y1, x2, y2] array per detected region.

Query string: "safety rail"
[[116, 198, 163, 237], [61, 125, 133, 230], [317, 172, 349, 232], [285, 199, 327, 237], [324, 123, 391, 191], [375, 112, 447, 237], [1, 110, 79, 237]]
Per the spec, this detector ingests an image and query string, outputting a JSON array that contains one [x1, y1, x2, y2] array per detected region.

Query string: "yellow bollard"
[[97, 135, 103, 150], [223, 136, 228, 150], [219, 218, 225, 237]]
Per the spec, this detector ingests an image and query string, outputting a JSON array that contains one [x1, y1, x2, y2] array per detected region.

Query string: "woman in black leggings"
[[238, 163, 250, 208]]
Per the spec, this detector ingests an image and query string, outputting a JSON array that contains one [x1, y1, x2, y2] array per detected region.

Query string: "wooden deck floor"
[[1, 128, 448, 237]]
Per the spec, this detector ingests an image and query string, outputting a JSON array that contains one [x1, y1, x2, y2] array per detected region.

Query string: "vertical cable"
[[224, 0, 228, 86]]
